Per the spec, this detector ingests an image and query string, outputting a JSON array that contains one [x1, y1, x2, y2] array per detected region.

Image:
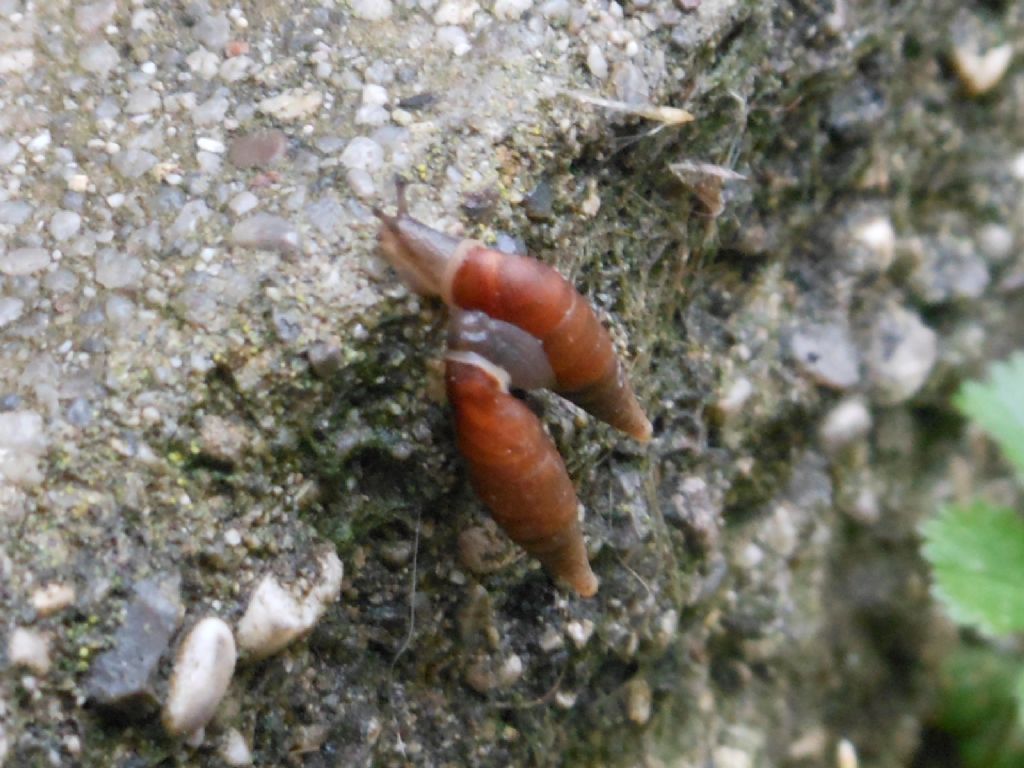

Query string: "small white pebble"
[[566, 618, 595, 649], [434, 0, 477, 25], [493, 0, 532, 20], [8, 627, 51, 674], [717, 377, 753, 416], [836, 738, 858, 768], [713, 746, 752, 768], [436, 26, 472, 56], [361, 83, 388, 107], [228, 190, 259, 216], [351, 0, 393, 21], [626, 678, 652, 725], [339, 136, 384, 172], [26, 131, 51, 153], [1011, 152, 1024, 182], [586, 44, 608, 79], [220, 728, 253, 766], [0, 247, 51, 276], [186, 47, 220, 80], [106, 192, 126, 208], [820, 398, 872, 453], [357, 104, 390, 126], [31, 583, 76, 616], [346, 168, 376, 199], [555, 690, 578, 709], [0, 297, 24, 328], [236, 551, 343, 660], [952, 42, 1013, 96], [197, 137, 226, 154], [737, 542, 764, 569], [851, 216, 895, 271], [977, 223, 1013, 262], [49, 210, 82, 241], [162, 617, 237, 738]]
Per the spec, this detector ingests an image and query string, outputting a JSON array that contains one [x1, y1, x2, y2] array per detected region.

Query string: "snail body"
[[446, 350, 598, 597], [374, 185, 652, 596]]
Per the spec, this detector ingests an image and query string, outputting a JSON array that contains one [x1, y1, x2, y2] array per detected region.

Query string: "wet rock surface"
[[0, 0, 1021, 766]]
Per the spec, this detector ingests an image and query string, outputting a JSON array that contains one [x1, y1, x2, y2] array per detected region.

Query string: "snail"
[[373, 183, 651, 597]]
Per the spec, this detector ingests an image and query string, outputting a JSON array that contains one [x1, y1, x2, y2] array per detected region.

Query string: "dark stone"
[[523, 178, 555, 221], [86, 574, 183, 719]]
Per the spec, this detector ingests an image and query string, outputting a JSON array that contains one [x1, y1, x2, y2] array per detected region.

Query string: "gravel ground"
[[1, 0, 1023, 766]]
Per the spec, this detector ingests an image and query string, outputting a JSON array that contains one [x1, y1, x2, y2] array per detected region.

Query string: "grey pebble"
[[66, 398, 93, 427], [112, 149, 158, 179], [170, 200, 211, 239], [219, 55, 253, 82], [86, 574, 184, 718], [1, 248, 50, 276], [612, 61, 649, 104], [49, 210, 82, 241], [194, 13, 231, 51], [0, 140, 21, 166], [867, 305, 937, 404], [789, 323, 861, 390], [346, 168, 376, 199], [906, 235, 990, 304], [339, 136, 384, 172], [74, 0, 118, 35], [79, 41, 119, 76], [95, 249, 145, 289], [305, 196, 346, 237], [523, 178, 554, 221], [104, 295, 134, 323], [0, 297, 24, 327], [126, 87, 161, 114], [229, 191, 259, 216], [230, 213, 301, 254], [307, 340, 343, 378], [192, 93, 231, 126], [44, 268, 78, 294], [0, 200, 34, 226]]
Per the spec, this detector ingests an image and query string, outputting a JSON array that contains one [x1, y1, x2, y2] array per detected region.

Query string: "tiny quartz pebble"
[[236, 550, 343, 660], [31, 583, 76, 616], [8, 627, 52, 674], [162, 617, 237, 738]]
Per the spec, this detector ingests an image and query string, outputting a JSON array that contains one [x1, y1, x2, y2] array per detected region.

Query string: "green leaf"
[[936, 646, 1024, 768], [955, 353, 1024, 478], [1017, 667, 1024, 731], [921, 501, 1024, 636]]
